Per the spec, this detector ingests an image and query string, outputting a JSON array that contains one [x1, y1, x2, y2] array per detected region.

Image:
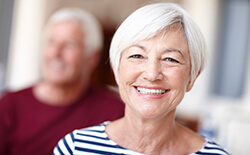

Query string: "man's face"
[[42, 20, 91, 86]]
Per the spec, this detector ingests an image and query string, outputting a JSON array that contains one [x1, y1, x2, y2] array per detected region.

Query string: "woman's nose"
[[143, 60, 163, 81]]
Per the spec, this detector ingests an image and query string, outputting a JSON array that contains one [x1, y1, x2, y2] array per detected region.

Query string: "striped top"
[[53, 122, 230, 155]]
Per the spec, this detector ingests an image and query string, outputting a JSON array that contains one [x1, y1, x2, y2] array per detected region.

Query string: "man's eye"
[[165, 58, 179, 63], [129, 55, 143, 59]]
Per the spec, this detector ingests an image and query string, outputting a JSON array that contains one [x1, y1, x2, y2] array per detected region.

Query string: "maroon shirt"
[[0, 85, 124, 155]]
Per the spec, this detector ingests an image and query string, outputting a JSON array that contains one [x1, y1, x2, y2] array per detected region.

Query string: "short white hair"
[[110, 3, 207, 84], [46, 8, 103, 56]]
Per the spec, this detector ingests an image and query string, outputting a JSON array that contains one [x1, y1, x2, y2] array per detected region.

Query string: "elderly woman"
[[53, 3, 230, 155]]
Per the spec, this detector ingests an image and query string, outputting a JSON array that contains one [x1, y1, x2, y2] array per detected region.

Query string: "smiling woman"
[[53, 3, 230, 155], [117, 29, 191, 118]]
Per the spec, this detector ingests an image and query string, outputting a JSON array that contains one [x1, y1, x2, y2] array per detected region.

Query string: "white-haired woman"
[[53, 3, 230, 155]]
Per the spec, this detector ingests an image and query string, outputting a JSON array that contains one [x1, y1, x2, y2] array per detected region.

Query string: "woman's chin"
[[136, 106, 165, 119]]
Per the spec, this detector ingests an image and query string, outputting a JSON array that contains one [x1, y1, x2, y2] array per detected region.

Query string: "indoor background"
[[0, 0, 249, 154]]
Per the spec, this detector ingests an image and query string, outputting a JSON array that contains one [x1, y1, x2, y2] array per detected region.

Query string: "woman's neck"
[[106, 110, 181, 155]]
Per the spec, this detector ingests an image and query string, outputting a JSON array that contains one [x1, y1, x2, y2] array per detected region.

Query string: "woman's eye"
[[165, 58, 179, 63], [129, 54, 143, 59]]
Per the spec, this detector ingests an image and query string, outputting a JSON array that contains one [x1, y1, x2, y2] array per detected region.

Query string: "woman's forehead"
[[125, 27, 187, 50]]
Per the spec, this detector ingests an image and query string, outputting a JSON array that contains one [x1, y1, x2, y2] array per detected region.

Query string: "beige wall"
[[7, 0, 46, 90], [44, 0, 181, 28]]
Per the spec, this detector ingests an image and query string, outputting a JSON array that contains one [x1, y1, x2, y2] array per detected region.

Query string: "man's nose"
[[51, 44, 63, 57]]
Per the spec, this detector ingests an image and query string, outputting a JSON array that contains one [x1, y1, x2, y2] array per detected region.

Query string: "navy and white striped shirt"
[[53, 122, 230, 155]]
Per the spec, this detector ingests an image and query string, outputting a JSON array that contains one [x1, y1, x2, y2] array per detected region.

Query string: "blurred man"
[[0, 8, 124, 155]]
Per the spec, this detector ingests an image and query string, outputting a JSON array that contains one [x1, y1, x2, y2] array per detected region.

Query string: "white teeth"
[[136, 87, 166, 95]]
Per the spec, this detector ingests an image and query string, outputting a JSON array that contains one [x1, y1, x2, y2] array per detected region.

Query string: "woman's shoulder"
[[53, 122, 110, 154], [73, 121, 109, 137], [192, 136, 231, 155], [53, 121, 144, 155]]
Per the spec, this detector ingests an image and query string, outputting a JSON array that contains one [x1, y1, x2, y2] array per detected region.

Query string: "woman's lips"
[[134, 86, 169, 95]]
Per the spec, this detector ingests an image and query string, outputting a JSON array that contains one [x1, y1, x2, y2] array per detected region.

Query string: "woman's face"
[[116, 28, 193, 119]]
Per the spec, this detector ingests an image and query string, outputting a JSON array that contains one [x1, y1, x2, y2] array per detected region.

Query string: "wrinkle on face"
[[117, 27, 192, 120]]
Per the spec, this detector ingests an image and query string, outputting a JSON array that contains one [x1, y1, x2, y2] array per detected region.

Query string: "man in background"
[[0, 8, 124, 155]]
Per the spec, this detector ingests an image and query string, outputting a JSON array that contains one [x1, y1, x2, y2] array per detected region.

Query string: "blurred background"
[[0, 0, 249, 154]]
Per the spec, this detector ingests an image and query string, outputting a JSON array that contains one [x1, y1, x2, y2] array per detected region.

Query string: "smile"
[[135, 87, 168, 95]]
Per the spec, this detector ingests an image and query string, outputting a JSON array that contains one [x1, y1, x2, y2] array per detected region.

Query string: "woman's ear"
[[186, 70, 201, 92]]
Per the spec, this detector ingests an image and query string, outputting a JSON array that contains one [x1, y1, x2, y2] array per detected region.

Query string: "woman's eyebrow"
[[164, 48, 184, 57], [128, 44, 147, 51], [129, 45, 185, 58]]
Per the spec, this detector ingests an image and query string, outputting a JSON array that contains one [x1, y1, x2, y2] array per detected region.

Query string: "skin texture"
[[106, 27, 204, 155], [116, 27, 192, 120], [34, 20, 98, 105]]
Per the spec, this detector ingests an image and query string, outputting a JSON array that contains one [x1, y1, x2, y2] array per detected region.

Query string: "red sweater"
[[0, 85, 125, 155]]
